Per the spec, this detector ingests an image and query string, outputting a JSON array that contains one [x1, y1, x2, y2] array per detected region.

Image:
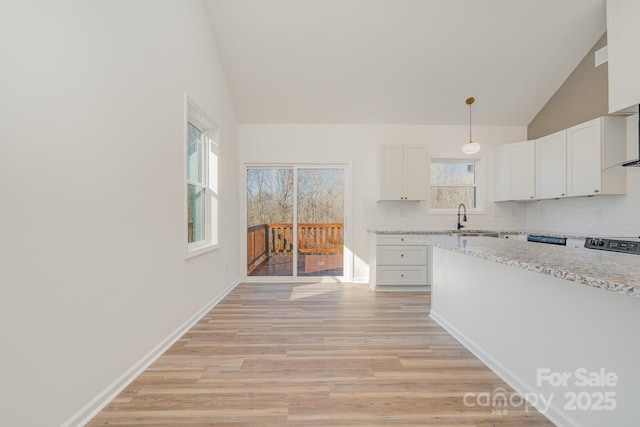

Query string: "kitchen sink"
[[449, 231, 500, 238]]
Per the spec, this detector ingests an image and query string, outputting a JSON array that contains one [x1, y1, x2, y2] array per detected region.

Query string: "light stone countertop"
[[366, 226, 627, 240], [418, 234, 640, 299]]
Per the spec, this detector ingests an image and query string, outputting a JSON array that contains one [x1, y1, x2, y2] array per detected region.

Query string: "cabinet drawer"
[[376, 234, 422, 245], [376, 246, 427, 265], [376, 266, 428, 285]]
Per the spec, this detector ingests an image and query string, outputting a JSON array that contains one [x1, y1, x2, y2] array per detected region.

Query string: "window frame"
[[427, 155, 485, 214], [185, 96, 219, 259]]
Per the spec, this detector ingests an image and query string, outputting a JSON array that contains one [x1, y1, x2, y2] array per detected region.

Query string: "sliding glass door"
[[296, 168, 344, 277], [246, 168, 294, 277], [246, 166, 345, 279]]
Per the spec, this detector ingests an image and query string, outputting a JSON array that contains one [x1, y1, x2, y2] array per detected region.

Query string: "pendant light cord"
[[466, 97, 474, 143], [462, 97, 480, 154], [469, 102, 472, 143]]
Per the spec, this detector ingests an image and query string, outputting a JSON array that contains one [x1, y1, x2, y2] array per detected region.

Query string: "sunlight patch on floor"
[[289, 283, 341, 300]]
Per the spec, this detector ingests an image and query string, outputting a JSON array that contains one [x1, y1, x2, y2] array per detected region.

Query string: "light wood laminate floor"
[[88, 283, 553, 426]]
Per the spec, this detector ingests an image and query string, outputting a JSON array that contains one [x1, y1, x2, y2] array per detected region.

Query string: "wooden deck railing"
[[247, 223, 344, 272], [296, 223, 344, 255], [247, 224, 269, 271]]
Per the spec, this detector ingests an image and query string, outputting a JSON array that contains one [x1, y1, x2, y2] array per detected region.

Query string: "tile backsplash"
[[366, 200, 527, 231]]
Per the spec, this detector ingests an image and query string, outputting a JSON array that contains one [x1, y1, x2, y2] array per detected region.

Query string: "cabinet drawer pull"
[[400, 254, 404, 257], [594, 189, 600, 193], [561, 193, 565, 196], [530, 195, 534, 199], [401, 274, 404, 278], [401, 238, 404, 242]]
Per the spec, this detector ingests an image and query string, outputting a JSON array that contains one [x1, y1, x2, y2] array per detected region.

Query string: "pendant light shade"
[[462, 97, 481, 154], [462, 141, 481, 154]]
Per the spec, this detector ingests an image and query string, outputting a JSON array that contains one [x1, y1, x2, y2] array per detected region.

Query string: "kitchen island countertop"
[[419, 234, 640, 298]]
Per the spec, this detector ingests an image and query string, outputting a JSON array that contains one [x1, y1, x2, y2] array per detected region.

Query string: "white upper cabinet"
[[493, 143, 509, 202], [566, 117, 627, 196], [380, 145, 405, 200], [495, 117, 626, 202], [378, 144, 428, 201], [404, 146, 429, 200], [607, 0, 640, 113], [566, 120, 602, 196], [509, 141, 536, 201], [493, 140, 535, 201], [536, 130, 567, 199]]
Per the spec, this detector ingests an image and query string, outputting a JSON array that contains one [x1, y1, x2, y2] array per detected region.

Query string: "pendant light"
[[462, 97, 481, 154]]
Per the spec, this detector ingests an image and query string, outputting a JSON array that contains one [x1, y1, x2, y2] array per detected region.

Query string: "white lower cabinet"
[[369, 233, 430, 289]]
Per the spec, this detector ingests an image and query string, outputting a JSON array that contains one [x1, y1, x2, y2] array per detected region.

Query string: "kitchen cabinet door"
[[536, 130, 567, 199], [404, 145, 428, 200], [567, 119, 601, 197], [380, 145, 405, 200], [493, 140, 535, 201], [508, 140, 536, 201], [493, 144, 509, 201], [378, 144, 427, 201], [566, 117, 627, 197]]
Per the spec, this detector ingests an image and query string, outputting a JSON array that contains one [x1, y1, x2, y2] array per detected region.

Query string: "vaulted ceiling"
[[204, 0, 606, 126]]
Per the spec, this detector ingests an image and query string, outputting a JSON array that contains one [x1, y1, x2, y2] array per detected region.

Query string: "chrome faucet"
[[457, 203, 467, 230]]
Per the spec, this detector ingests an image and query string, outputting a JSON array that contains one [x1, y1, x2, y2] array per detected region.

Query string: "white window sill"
[[185, 243, 220, 260]]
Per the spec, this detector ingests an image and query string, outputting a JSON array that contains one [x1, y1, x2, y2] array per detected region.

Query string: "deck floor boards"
[[249, 254, 343, 277]]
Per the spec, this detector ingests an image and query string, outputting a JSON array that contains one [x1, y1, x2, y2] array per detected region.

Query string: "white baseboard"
[[429, 310, 576, 427], [62, 279, 240, 427]]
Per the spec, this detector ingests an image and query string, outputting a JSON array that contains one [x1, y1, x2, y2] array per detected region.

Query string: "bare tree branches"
[[247, 168, 344, 226]]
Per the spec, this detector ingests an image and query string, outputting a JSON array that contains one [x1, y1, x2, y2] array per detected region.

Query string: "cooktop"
[[584, 238, 640, 255]]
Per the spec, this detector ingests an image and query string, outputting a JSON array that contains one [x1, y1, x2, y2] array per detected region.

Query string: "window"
[[430, 158, 483, 211], [186, 97, 218, 256]]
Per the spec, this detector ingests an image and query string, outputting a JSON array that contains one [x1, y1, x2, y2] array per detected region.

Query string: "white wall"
[[525, 115, 640, 237], [0, 1, 239, 425], [240, 124, 528, 282]]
